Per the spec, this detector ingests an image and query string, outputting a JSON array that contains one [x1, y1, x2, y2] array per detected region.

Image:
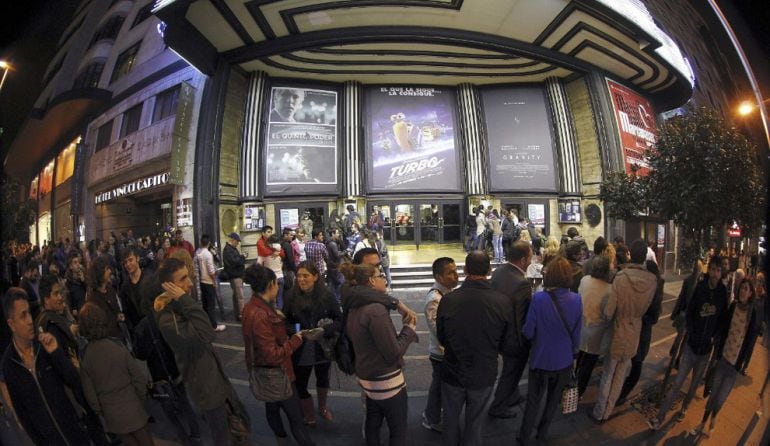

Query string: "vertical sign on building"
[[606, 79, 657, 176], [70, 142, 86, 215], [169, 82, 195, 185]]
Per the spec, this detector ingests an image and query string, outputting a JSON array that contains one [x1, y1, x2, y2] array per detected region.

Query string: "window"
[[152, 86, 180, 123], [95, 120, 114, 152], [73, 60, 105, 89], [120, 103, 143, 137], [132, 2, 154, 28], [89, 15, 125, 48], [110, 42, 141, 83]]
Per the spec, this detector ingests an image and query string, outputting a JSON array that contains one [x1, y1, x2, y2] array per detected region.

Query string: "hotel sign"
[[94, 172, 170, 204]]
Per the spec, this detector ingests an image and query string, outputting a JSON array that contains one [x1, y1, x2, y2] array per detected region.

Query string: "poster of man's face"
[[269, 87, 337, 124]]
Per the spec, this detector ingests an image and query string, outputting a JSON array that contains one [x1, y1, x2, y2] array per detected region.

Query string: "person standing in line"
[[488, 241, 533, 418], [488, 209, 504, 263], [19, 260, 42, 322], [119, 246, 149, 327], [325, 229, 345, 302], [65, 253, 87, 315], [615, 260, 664, 406], [465, 208, 478, 253], [86, 256, 132, 347], [175, 229, 195, 258], [592, 239, 657, 422], [263, 235, 286, 309], [648, 255, 729, 430], [305, 230, 329, 278], [437, 251, 515, 446], [474, 206, 487, 252], [2, 287, 92, 445], [518, 256, 582, 445], [78, 302, 155, 446], [564, 241, 585, 293], [223, 232, 246, 321], [242, 264, 316, 446], [196, 235, 226, 332], [342, 261, 417, 446], [283, 261, 342, 426], [574, 256, 613, 397], [421, 257, 459, 432], [281, 228, 299, 292], [690, 277, 760, 437], [737, 272, 765, 373], [153, 258, 248, 445]]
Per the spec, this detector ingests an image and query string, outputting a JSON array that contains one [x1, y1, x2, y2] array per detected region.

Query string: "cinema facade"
[[153, 0, 695, 268]]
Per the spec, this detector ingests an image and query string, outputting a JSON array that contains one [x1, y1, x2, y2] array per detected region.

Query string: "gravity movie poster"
[[481, 86, 557, 192], [365, 86, 460, 192]]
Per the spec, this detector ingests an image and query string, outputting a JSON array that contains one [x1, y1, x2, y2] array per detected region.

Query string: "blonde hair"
[[602, 244, 617, 270]]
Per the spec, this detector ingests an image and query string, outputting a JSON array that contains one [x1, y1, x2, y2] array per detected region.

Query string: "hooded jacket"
[[686, 279, 729, 356], [604, 264, 657, 360], [153, 292, 230, 411]]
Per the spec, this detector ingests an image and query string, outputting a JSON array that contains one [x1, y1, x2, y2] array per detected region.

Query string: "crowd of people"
[[0, 219, 766, 446]]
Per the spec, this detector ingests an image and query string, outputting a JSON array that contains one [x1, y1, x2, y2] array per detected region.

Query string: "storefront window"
[[39, 160, 55, 196], [29, 176, 39, 200], [55, 137, 80, 186]]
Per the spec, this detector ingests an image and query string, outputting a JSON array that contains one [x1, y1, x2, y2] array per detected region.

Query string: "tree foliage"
[[600, 106, 766, 259], [1, 176, 36, 244]]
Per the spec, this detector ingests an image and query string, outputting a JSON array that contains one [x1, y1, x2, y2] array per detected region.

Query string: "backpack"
[[334, 304, 356, 375]]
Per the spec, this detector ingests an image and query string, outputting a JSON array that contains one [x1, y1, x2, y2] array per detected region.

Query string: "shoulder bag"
[[243, 306, 293, 402], [547, 290, 579, 414]]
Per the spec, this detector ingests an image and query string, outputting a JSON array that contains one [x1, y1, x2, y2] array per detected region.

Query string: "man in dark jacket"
[[223, 232, 246, 321], [488, 241, 533, 418], [649, 255, 728, 430], [2, 287, 91, 445], [119, 246, 148, 326], [437, 251, 515, 446], [325, 228, 345, 301], [153, 258, 239, 445], [19, 260, 41, 322]]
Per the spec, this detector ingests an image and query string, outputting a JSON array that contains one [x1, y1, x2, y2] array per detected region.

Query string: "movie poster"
[[365, 86, 460, 192], [481, 86, 557, 192], [606, 79, 657, 176], [265, 86, 338, 196], [558, 199, 581, 223]]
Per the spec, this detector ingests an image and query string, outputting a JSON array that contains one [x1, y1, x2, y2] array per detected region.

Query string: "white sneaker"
[[214, 324, 227, 332]]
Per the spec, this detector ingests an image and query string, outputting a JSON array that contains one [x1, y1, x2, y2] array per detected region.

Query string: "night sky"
[[0, 0, 769, 171]]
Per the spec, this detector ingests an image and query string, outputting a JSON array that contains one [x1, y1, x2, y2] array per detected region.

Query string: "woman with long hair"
[[283, 261, 342, 425], [519, 256, 582, 444], [690, 277, 760, 437], [85, 256, 127, 343], [79, 302, 154, 446], [340, 261, 417, 446], [242, 264, 315, 446]]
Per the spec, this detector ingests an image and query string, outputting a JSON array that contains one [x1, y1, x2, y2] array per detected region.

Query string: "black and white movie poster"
[[481, 86, 557, 192], [265, 87, 338, 196], [365, 86, 460, 192]]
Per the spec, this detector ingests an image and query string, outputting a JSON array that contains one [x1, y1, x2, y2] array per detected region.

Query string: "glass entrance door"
[[275, 203, 327, 235], [374, 200, 462, 245]]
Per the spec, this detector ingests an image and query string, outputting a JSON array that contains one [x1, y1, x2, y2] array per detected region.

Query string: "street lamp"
[[737, 97, 770, 117], [0, 60, 10, 95]]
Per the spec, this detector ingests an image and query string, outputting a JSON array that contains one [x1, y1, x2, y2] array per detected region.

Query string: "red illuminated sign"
[[606, 79, 657, 176]]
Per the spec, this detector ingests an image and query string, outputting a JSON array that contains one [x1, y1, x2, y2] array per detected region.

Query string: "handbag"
[[335, 302, 356, 375], [546, 290, 580, 415], [248, 366, 292, 402]]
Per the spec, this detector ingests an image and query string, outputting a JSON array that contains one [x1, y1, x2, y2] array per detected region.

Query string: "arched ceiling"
[[154, 0, 693, 107]]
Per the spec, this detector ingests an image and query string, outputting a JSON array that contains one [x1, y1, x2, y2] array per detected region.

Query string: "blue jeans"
[[424, 358, 442, 425], [441, 382, 493, 446], [705, 358, 738, 415], [492, 235, 503, 261], [658, 343, 709, 419], [276, 277, 285, 309], [326, 270, 344, 302]]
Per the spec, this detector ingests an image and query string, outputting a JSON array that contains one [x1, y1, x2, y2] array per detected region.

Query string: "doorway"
[[274, 203, 327, 236], [370, 200, 462, 246]]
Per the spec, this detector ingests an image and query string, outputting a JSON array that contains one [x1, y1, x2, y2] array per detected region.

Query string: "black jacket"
[[490, 263, 532, 357], [325, 239, 344, 270], [283, 285, 342, 364], [280, 240, 297, 273], [223, 244, 245, 278], [2, 342, 90, 445], [133, 315, 181, 382], [437, 278, 515, 389], [686, 279, 729, 355], [716, 301, 760, 370]]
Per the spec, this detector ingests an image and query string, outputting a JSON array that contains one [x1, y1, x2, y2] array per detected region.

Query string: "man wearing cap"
[[223, 232, 246, 321]]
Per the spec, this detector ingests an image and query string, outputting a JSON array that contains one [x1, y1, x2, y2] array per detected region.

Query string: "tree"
[[599, 164, 651, 221], [600, 107, 766, 266], [1, 176, 36, 243]]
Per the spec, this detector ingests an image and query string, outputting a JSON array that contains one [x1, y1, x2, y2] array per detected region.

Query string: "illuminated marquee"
[[94, 172, 170, 204]]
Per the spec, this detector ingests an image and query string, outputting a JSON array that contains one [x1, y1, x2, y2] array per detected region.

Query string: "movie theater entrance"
[[371, 200, 462, 246]]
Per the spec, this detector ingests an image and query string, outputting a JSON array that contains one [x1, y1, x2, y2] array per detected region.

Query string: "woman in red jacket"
[[242, 264, 315, 446]]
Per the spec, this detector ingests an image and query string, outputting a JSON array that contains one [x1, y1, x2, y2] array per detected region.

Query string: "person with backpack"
[[422, 257, 459, 433], [341, 261, 417, 446]]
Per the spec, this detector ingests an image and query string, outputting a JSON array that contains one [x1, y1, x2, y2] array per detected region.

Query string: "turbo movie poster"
[[481, 86, 557, 192], [265, 87, 338, 196], [606, 79, 657, 176], [365, 86, 460, 192]]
